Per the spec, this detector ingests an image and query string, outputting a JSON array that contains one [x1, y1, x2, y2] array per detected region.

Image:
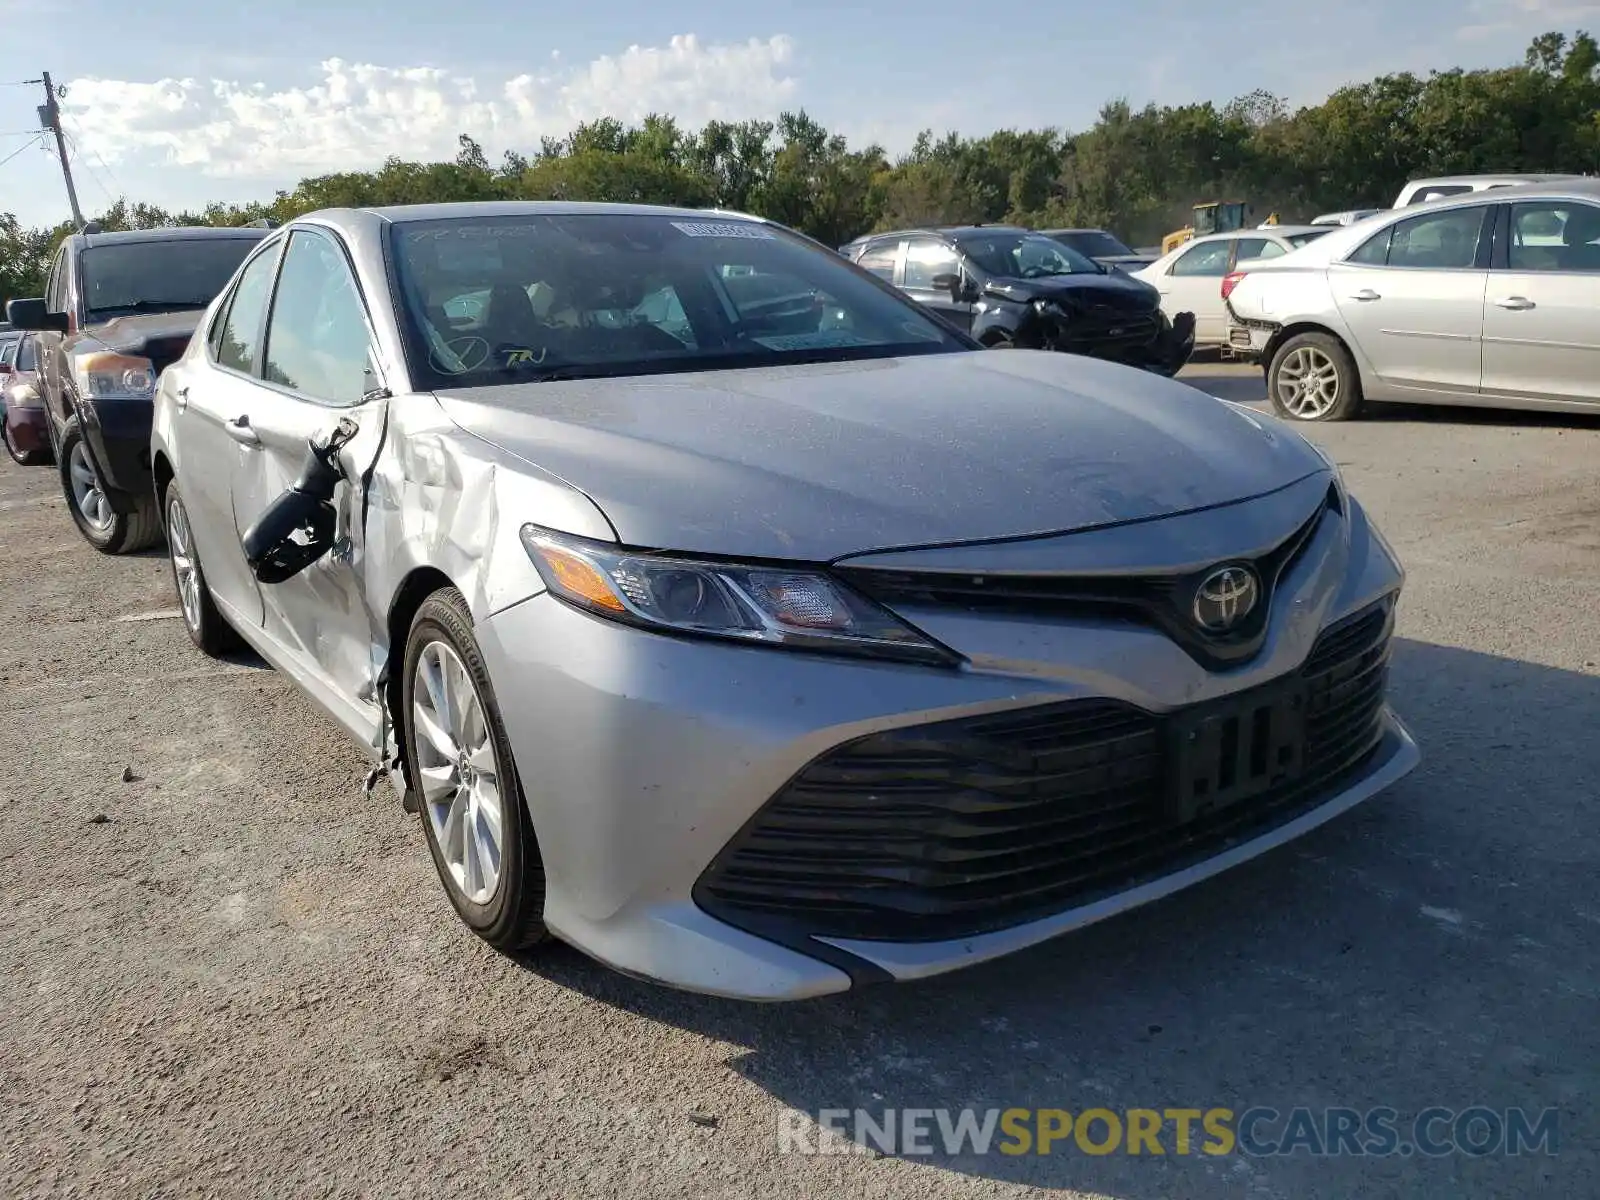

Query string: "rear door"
[[1329, 204, 1492, 395], [1479, 198, 1600, 407], [225, 227, 391, 737], [899, 237, 973, 331], [1156, 238, 1234, 343]]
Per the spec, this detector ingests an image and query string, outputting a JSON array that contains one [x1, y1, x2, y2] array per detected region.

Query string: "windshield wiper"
[[88, 299, 206, 319]]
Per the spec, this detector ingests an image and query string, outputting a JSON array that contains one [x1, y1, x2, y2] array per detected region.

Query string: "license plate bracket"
[[1167, 680, 1308, 823]]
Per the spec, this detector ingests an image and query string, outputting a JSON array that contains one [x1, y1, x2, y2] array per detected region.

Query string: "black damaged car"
[[7, 224, 270, 553], [840, 225, 1195, 374]]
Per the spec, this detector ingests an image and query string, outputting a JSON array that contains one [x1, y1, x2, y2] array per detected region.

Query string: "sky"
[[0, 0, 1592, 228]]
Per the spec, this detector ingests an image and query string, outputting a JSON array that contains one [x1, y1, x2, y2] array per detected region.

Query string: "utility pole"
[[35, 71, 85, 228]]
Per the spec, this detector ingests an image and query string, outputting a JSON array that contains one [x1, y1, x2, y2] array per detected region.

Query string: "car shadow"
[[515, 638, 1596, 1196]]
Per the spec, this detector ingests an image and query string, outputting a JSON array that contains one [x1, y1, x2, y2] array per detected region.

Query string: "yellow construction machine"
[[1161, 201, 1277, 254]]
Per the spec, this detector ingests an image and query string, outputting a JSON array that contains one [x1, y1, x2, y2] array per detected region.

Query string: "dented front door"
[[222, 228, 392, 744]]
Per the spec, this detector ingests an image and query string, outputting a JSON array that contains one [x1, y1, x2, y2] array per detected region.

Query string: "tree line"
[[3, 30, 1597, 307]]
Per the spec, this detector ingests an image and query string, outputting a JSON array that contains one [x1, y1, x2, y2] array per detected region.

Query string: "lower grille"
[[695, 600, 1393, 944]]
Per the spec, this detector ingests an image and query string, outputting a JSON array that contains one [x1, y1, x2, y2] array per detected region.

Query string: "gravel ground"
[[1, 363, 1596, 1199]]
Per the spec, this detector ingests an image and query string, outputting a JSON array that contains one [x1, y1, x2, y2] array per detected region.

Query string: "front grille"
[[1062, 310, 1161, 355], [841, 484, 1339, 670], [695, 600, 1393, 944]]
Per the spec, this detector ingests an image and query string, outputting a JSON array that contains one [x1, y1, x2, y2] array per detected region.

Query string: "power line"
[[61, 129, 117, 205], [0, 136, 44, 170], [62, 117, 123, 198]]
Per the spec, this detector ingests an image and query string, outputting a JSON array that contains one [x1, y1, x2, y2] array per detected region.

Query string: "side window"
[[214, 244, 281, 374], [903, 238, 960, 290], [262, 231, 374, 406], [0, 339, 17, 367], [1508, 201, 1600, 272], [16, 335, 35, 371], [1256, 241, 1288, 260], [1348, 227, 1392, 265], [856, 241, 899, 282], [1169, 240, 1233, 277], [1231, 238, 1270, 262], [1385, 207, 1487, 269], [45, 249, 68, 312]]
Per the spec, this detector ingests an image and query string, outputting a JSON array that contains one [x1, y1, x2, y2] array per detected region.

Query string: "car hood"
[[79, 310, 204, 353], [433, 350, 1327, 562], [984, 270, 1158, 309]]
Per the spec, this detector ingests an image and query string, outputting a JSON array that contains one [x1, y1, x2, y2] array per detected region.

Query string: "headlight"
[[519, 526, 959, 666], [73, 352, 156, 401]]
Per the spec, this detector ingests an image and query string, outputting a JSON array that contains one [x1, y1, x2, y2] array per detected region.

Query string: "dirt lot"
[[2, 363, 1596, 1199]]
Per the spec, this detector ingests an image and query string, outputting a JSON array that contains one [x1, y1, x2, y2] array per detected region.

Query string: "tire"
[[980, 331, 1016, 349], [59, 416, 162, 553], [1267, 332, 1363, 422], [3, 413, 51, 466], [402, 587, 548, 952], [164, 483, 240, 657]]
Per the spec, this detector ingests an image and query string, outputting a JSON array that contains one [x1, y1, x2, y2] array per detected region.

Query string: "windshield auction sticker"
[[671, 221, 774, 239]]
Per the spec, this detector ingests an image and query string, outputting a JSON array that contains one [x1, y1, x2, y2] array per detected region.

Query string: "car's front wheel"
[[164, 483, 239, 657], [403, 587, 549, 952], [1268, 332, 1363, 422], [59, 417, 162, 553]]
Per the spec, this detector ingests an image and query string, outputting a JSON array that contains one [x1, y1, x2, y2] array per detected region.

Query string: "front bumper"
[[474, 491, 1417, 1001], [80, 398, 155, 507]]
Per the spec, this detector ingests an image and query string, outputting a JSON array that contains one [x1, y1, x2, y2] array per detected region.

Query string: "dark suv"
[[7, 225, 270, 552], [840, 225, 1194, 374]]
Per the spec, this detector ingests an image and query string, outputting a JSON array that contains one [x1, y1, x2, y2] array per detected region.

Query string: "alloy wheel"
[[68, 440, 114, 532], [1274, 346, 1341, 419], [167, 495, 203, 633], [412, 639, 505, 905]]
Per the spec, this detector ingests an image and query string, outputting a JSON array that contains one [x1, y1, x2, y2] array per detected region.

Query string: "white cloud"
[[61, 34, 799, 179]]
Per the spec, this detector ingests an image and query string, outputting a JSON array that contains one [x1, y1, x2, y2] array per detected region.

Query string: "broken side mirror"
[[241, 417, 359, 584]]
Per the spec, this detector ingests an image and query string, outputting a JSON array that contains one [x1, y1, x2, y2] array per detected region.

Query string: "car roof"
[[849, 225, 1032, 245], [73, 225, 273, 249], [1403, 173, 1585, 187], [1401, 177, 1600, 207], [1186, 225, 1326, 241]]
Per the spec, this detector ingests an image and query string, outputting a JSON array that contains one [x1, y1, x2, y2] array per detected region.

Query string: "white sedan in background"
[[1224, 179, 1600, 422], [1132, 227, 1332, 346]]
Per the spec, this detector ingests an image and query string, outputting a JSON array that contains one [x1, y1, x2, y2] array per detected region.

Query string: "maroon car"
[[1, 331, 52, 466]]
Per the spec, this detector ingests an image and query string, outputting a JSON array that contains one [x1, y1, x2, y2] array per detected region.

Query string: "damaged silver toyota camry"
[[150, 202, 1419, 1000]]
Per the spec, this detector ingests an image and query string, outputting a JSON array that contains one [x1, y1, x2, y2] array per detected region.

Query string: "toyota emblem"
[[1193, 565, 1260, 632]]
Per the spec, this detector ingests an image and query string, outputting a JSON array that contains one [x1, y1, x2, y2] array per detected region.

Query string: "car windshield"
[[388, 213, 969, 387], [1050, 230, 1135, 258], [957, 233, 1101, 279], [1286, 230, 1333, 248], [80, 238, 262, 321]]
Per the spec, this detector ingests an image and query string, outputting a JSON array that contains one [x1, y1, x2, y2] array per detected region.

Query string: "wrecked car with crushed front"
[[150, 201, 1418, 1000]]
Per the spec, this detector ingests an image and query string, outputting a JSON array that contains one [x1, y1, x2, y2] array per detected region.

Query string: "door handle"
[[1350, 289, 1382, 301], [1493, 295, 1535, 310], [175, 385, 189, 411], [225, 414, 260, 446]]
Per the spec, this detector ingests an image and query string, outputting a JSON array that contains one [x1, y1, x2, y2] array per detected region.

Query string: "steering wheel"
[[429, 335, 491, 375]]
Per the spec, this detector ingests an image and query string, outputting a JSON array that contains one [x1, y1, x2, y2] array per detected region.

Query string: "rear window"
[[1286, 230, 1332, 247], [1049, 230, 1134, 258], [80, 237, 264, 322]]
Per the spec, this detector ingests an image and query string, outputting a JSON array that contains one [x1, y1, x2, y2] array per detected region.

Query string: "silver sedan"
[[151, 202, 1419, 999], [1226, 178, 1600, 421]]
